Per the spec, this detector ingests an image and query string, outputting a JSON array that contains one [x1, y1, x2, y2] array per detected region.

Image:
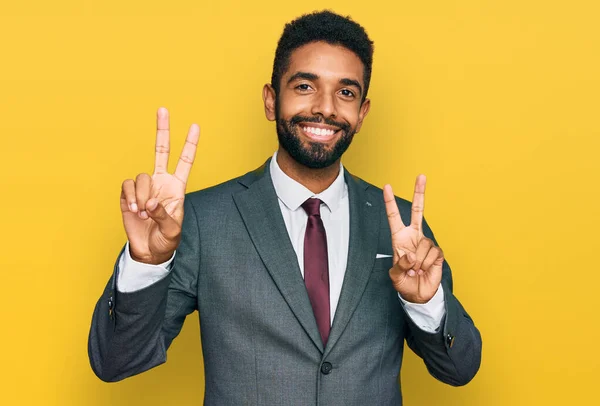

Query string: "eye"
[[296, 83, 313, 91], [340, 89, 355, 98]]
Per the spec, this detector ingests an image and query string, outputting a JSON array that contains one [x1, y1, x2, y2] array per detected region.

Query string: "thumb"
[[146, 198, 181, 241]]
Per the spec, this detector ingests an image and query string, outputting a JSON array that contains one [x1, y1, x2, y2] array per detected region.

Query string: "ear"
[[355, 98, 371, 133], [262, 84, 277, 121]]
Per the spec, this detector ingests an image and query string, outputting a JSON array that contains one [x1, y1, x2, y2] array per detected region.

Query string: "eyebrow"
[[287, 71, 363, 97], [287, 71, 319, 83]]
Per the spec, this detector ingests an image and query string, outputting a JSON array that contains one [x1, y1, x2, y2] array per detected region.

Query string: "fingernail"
[[130, 203, 138, 212], [408, 270, 416, 277], [140, 210, 148, 219], [147, 199, 158, 211], [417, 269, 424, 275]]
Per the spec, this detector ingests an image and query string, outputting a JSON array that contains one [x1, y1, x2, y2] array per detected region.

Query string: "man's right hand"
[[120, 107, 200, 265]]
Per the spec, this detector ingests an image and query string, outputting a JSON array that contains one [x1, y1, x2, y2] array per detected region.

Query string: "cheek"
[[278, 93, 311, 117], [337, 104, 361, 127]]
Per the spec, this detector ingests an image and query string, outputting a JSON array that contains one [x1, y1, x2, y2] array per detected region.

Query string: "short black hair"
[[271, 10, 374, 103]]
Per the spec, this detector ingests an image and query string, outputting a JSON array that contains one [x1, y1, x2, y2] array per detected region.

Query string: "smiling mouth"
[[299, 124, 341, 142]]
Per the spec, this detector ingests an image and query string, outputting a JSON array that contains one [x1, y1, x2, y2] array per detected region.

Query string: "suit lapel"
[[324, 171, 381, 357], [232, 159, 324, 353]]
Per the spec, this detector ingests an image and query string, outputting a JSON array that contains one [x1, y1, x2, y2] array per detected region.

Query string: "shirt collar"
[[270, 151, 346, 213]]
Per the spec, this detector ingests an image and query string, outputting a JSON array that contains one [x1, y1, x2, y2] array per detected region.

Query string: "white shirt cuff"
[[116, 241, 175, 293], [398, 284, 445, 333]]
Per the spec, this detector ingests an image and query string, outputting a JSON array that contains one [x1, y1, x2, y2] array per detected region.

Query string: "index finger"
[[173, 123, 200, 184], [410, 174, 426, 232], [383, 184, 406, 236], [154, 107, 170, 174]]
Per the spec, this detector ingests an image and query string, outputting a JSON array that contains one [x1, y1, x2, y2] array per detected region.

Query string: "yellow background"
[[1, 1, 598, 405]]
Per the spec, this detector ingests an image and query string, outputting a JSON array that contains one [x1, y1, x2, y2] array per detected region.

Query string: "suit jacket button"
[[321, 362, 332, 375]]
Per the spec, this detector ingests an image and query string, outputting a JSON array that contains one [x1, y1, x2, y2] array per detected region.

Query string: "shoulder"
[[185, 177, 244, 204], [351, 173, 441, 246], [347, 172, 412, 210], [182, 165, 262, 214]]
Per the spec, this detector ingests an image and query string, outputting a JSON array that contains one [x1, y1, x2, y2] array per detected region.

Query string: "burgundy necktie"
[[301, 198, 330, 346]]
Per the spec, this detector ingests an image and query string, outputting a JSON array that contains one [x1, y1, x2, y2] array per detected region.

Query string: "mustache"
[[289, 115, 351, 133]]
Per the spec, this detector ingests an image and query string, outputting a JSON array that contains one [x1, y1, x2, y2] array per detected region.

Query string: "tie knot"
[[301, 198, 323, 216]]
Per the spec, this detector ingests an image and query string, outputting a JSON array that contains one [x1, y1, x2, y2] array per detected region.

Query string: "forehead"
[[285, 41, 364, 84]]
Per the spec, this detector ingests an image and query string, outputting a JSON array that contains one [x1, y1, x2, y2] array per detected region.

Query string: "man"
[[88, 10, 482, 405]]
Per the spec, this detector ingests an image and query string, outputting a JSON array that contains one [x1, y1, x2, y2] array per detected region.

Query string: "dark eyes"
[[295, 84, 355, 98]]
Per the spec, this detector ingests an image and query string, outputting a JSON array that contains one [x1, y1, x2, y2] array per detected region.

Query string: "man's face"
[[265, 41, 371, 169]]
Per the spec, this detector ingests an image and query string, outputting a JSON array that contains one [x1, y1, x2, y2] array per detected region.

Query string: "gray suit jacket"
[[88, 158, 482, 405]]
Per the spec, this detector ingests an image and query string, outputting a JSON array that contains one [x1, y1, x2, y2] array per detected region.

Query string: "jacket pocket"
[[371, 256, 394, 273]]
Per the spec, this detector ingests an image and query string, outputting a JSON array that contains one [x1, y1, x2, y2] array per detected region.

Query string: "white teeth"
[[302, 126, 335, 136]]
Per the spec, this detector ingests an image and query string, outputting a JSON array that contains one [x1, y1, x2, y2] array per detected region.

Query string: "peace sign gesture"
[[383, 175, 444, 303], [120, 108, 200, 265]]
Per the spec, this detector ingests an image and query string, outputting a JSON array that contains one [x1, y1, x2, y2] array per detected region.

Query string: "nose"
[[311, 91, 337, 119]]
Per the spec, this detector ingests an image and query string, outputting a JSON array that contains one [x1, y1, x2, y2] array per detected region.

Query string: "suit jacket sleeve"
[[88, 197, 200, 382], [402, 215, 482, 386]]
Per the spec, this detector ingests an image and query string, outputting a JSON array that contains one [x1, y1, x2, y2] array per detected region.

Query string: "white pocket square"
[[376, 254, 393, 259]]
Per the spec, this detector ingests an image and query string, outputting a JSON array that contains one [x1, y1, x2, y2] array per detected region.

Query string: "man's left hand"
[[383, 175, 444, 304]]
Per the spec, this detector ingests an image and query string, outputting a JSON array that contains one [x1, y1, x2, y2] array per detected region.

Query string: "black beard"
[[275, 106, 356, 169]]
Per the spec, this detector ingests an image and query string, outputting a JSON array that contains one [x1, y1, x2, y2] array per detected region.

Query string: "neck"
[[276, 147, 341, 194]]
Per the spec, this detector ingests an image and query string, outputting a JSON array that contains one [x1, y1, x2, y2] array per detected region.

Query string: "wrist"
[[398, 291, 435, 304], [130, 250, 173, 265]]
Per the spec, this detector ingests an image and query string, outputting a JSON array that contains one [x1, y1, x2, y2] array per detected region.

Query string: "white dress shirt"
[[117, 152, 445, 333]]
